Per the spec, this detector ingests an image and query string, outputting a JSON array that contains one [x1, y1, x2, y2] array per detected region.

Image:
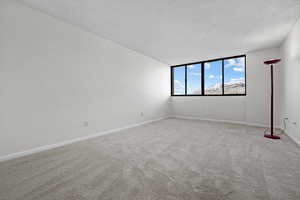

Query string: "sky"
[[173, 57, 245, 94]]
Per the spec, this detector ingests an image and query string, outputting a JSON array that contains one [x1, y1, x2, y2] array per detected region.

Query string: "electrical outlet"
[[283, 118, 289, 130], [83, 121, 89, 127], [140, 112, 144, 117]]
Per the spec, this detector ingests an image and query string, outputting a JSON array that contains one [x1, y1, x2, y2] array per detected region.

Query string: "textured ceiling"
[[19, 0, 300, 65]]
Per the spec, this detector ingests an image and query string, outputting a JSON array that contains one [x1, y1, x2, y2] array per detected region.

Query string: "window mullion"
[[171, 67, 174, 96], [201, 63, 205, 95], [185, 65, 187, 95], [222, 59, 224, 95]]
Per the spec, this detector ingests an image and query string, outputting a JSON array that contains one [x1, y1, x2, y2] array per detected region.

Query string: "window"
[[187, 64, 201, 95], [224, 57, 246, 95], [204, 60, 222, 95], [172, 66, 185, 95], [171, 55, 246, 96]]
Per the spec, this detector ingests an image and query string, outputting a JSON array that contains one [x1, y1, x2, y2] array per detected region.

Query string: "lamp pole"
[[263, 59, 281, 140], [270, 64, 274, 136]]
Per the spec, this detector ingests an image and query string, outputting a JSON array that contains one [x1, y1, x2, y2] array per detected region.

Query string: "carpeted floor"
[[0, 118, 300, 200]]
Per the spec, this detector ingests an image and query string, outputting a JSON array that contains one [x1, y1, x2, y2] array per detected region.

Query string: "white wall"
[[280, 18, 300, 145], [170, 48, 282, 127], [0, 0, 169, 158]]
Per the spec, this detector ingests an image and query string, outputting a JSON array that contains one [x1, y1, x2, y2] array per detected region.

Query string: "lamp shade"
[[264, 59, 281, 65]]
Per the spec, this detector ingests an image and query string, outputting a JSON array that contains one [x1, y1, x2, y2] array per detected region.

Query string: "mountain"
[[190, 81, 245, 95]]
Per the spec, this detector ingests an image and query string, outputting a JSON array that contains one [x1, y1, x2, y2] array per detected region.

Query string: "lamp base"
[[264, 134, 280, 139]]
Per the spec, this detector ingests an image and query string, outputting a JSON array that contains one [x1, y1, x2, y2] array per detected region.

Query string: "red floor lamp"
[[263, 59, 281, 139]]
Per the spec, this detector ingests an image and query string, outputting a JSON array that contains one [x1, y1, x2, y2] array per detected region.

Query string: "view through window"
[[171, 55, 246, 96]]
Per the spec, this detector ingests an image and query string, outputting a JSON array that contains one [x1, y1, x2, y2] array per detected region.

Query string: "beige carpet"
[[0, 118, 300, 200]]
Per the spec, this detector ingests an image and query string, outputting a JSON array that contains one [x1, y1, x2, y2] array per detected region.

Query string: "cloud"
[[190, 72, 201, 76], [227, 59, 236, 65], [174, 80, 184, 89], [237, 57, 244, 63], [209, 75, 215, 79], [174, 80, 185, 93], [205, 63, 211, 69], [225, 57, 244, 68], [230, 77, 244, 82], [233, 67, 244, 72], [187, 64, 195, 69]]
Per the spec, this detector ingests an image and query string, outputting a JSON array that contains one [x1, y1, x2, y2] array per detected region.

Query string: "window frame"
[[171, 55, 246, 96]]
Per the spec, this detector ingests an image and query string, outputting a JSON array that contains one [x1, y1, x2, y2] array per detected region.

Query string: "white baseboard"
[[171, 115, 282, 129], [0, 115, 288, 162], [283, 130, 300, 146], [174, 115, 299, 146], [0, 116, 169, 163]]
